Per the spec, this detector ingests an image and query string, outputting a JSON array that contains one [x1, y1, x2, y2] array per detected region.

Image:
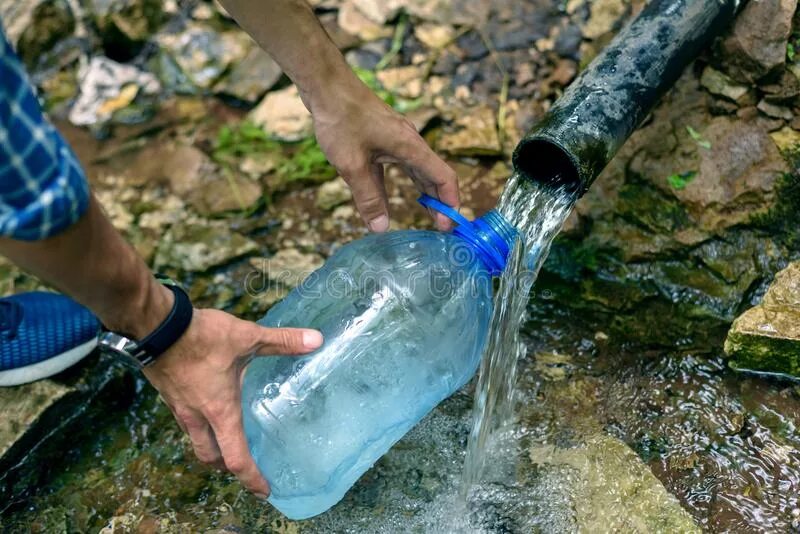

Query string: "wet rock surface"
[[2, 0, 800, 531], [725, 261, 800, 377]]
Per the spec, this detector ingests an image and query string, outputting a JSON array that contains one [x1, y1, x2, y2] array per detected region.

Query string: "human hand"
[[307, 78, 459, 233], [142, 308, 323, 497]]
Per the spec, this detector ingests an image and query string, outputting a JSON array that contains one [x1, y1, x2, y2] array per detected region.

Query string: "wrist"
[[299, 61, 375, 117], [100, 275, 174, 340]]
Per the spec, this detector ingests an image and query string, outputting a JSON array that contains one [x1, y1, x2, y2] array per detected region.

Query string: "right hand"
[[142, 308, 323, 498]]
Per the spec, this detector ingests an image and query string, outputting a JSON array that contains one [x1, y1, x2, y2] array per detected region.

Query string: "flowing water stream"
[[462, 173, 577, 494]]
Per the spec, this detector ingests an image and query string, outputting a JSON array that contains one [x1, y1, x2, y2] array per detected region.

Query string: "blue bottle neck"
[[417, 195, 517, 276]]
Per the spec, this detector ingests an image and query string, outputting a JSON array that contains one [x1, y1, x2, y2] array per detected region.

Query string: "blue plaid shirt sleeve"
[[0, 25, 90, 241]]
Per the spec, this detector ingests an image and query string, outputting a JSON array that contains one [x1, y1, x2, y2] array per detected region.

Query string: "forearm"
[[219, 0, 364, 111], [0, 196, 172, 339]]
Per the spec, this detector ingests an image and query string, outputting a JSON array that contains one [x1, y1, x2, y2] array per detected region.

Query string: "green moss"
[[726, 331, 800, 377], [212, 121, 281, 166], [666, 170, 696, 190], [750, 172, 800, 249], [277, 137, 337, 183], [617, 178, 690, 233]]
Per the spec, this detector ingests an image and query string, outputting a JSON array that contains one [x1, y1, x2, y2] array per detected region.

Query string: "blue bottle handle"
[[417, 194, 515, 276]]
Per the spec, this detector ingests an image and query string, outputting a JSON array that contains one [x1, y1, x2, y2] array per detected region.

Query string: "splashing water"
[[462, 172, 577, 494]]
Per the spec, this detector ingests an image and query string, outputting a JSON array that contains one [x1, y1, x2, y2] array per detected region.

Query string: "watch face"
[[98, 331, 143, 369]]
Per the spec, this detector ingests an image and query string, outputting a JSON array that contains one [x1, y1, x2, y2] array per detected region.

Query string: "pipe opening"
[[512, 139, 582, 196]]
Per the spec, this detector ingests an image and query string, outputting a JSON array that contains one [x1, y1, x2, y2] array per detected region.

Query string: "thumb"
[[253, 326, 323, 356], [343, 162, 390, 232]]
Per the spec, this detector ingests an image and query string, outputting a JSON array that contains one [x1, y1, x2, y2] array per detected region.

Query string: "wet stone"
[[529, 434, 701, 533], [725, 261, 800, 377]]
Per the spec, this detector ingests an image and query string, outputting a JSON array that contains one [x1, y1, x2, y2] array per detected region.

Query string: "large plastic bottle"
[[241, 196, 516, 519]]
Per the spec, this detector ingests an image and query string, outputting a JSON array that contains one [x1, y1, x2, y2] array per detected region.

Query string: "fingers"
[[175, 407, 224, 468], [394, 129, 460, 231], [342, 162, 390, 232], [252, 325, 323, 355], [207, 403, 270, 498]]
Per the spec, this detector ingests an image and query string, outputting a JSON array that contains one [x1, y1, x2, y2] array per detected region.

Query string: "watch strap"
[[133, 282, 193, 366]]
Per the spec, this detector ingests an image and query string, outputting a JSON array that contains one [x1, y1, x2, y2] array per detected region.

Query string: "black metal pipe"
[[512, 0, 743, 196]]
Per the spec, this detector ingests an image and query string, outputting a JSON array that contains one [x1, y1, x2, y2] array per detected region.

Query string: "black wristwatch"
[[97, 275, 193, 368]]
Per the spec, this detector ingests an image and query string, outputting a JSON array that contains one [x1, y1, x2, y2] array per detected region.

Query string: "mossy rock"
[[724, 261, 800, 377]]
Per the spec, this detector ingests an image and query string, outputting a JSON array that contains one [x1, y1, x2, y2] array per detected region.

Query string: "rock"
[[0, 359, 132, 504], [145, 144, 262, 216], [438, 105, 502, 156], [248, 85, 313, 142], [530, 434, 700, 533], [158, 24, 251, 90], [376, 65, 424, 99], [757, 99, 794, 121], [0, 0, 75, 66], [725, 262, 800, 377], [214, 45, 283, 103], [770, 126, 800, 152], [413, 23, 455, 49], [316, 177, 352, 210], [88, 0, 163, 57], [405, 106, 440, 131], [239, 151, 282, 179], [554, 23, 583, 59], [700, 66, 750, 103], [351, 0, 402, 25], [666, 117, 786, 232], [534, 352, 574, 381], [582, 0, 627, 40], [721, 0, 797, 82], [154, 220, 259, 272], [248, 249, 325, 288], [337, 1, 393, 41], [402, 0, 490, 26], [68, 56, 161, 127]]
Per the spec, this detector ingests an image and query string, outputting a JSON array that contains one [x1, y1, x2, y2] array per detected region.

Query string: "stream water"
[[462, 173, 577, 493]]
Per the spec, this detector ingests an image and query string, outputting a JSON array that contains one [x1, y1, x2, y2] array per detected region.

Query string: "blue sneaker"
[[0, 292, 100, 386]]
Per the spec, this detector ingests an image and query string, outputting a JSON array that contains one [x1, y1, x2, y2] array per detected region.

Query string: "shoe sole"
[[0, 337, 97, 387]]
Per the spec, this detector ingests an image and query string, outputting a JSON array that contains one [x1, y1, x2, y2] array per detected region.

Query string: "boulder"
[[724, 261, 800, 377], [248, 85, 314, 142], [529, 434, 700, 533], [214, 45, 283, 103], [720, 0, 797, 82]]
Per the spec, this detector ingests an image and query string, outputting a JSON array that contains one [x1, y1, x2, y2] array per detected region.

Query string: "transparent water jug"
[[242, 196, 516, 519]]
